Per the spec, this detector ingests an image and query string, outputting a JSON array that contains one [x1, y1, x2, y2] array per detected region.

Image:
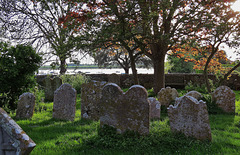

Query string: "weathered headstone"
[[212, 86, 235, 113], [148, 97, 161, 119], [53, 84, 76, 121], [168, 96, 212, 141], [157, 87, 178, 107], [100, 84, 150, 135], [16, 92, 35, 119], [108, 73, 120, 86], [0, 108, 36, 154], [81, 81, 107, 120], [43, 76, 62, 102], [186, 91, 202, 100]]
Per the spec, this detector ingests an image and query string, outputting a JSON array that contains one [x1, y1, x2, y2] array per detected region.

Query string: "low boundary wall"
[[36, 73, 240, 90]]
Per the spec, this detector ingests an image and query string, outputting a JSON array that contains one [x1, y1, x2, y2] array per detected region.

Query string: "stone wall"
[[36, 73, 240, 90]]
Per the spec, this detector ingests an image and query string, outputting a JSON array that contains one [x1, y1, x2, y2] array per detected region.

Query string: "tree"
[[184, 1, 240, 93], [66, 0, 236, 93], [0, 42, 42, 110], [94, 45, 152, 74], [0, 0, 79, 74]]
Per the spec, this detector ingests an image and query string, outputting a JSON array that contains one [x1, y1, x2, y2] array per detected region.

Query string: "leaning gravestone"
[[0, 108, 36, 154], [148, 97, 161, 119], [212, 86, 235, 113], [43, 76, 62, 102], [108, 73, 120, 86], [157, 87, 178, 107], [53, 84, 76, 121], [100, 84, 149, 135], [185, 91, 203, 100], [81, 81, 107, 121], [16, 92, 35, 119], [168, 96, 212, 141]]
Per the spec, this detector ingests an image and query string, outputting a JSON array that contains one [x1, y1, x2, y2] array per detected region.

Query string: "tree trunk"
[[129, 50, 139, 84], [60, 58, 67, 75], [124, 67, 129, 74], [150, 43, 166, 94], [152, 54, 165, 94]]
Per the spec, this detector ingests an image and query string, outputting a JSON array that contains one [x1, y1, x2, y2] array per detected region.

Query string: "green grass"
[[12, 92, 240, 155]]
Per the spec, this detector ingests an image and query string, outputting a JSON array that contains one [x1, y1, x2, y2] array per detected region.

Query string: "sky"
[[224, 0, 240, 61]]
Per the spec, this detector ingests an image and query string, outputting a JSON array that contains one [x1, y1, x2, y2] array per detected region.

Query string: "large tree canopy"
[[0, 0, 81, 74]]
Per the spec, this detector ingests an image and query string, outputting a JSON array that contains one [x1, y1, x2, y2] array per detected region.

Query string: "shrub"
[[60, 74, 89, 94], [0, 42, 42, 110]]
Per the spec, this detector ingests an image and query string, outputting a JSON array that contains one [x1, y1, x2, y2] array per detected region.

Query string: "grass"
[[12, 92, 240, 155]]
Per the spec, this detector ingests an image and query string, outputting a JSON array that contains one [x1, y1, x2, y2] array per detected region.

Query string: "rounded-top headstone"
[[212, 86, 235, 113], [157, 87, 178, 107]]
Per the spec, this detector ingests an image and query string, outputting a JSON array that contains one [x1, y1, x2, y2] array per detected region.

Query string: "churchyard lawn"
[[12, 91, 240, 155]]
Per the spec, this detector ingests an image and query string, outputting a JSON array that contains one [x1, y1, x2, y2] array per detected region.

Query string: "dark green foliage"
[[0, 42, 42, 110], [201, 94, 224, 114], [168, 56, 194, 73]]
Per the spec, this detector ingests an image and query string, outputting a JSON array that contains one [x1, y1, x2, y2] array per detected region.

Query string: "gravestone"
[[157, 87, 178, 107], [108, 73, 120, 86], [43, 76, 62, 102], [53, 84, 76, 121], [16, 92, 35, 119], [212, 86, 235, 113], [0, 108, 36, 154], [81, 81, 107, 120], [168, 96, 212, 141], [186, 91, 202, 100], [148, 97, 161, 119], [100, 84, 149, 135]]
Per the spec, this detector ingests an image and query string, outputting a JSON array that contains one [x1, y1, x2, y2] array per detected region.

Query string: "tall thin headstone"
[[43, 76, 62, 102], [148, 97, 161, 119], [16, 92, 35, 119], [100, 84, 150, 135], [53, 84, 76, 121], [81, 81, 107, 120]]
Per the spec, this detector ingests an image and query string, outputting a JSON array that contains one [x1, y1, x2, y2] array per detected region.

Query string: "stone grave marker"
[[157, 87, 178, 107], [0, 108, 36, 154], [100, 83, 150, 135], [168, 96, 212, 141], [108, 73, 120, 86], [53, 84, 76, 121], [148, 97, 161, 119], [212, 86, 235, 113], [81, 81, 107, 121], [185, 91, 202, 100], [16, 92, 35, 119], [43, 76, 62, 102]]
